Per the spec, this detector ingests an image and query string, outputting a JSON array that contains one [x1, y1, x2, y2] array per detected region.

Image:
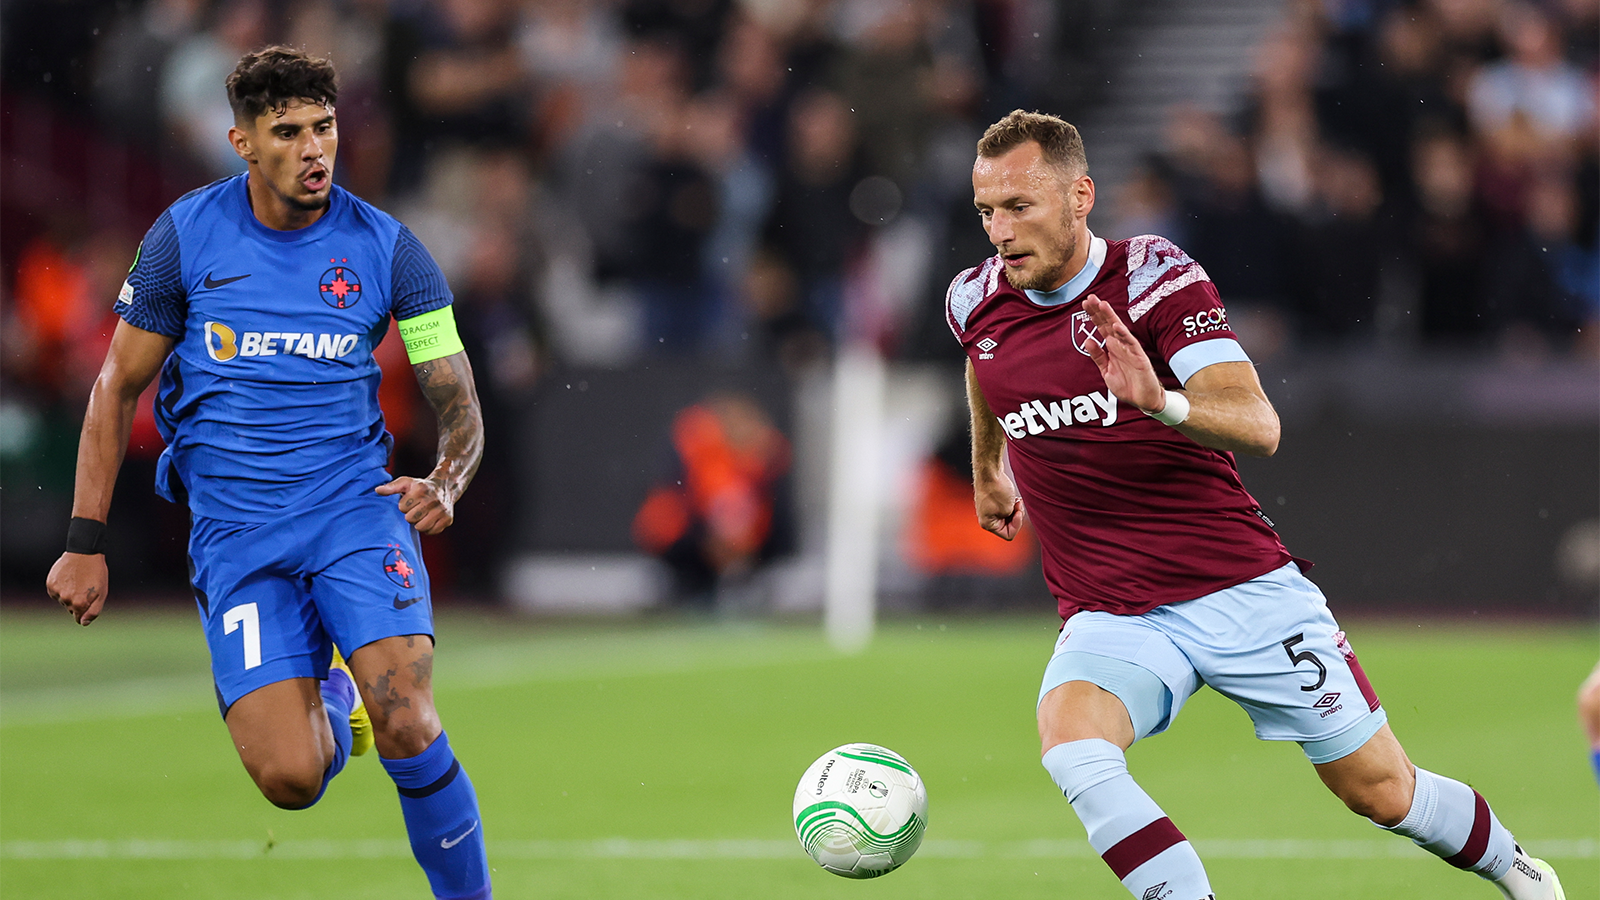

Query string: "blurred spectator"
[[1177, 132, 1291, 309], [444, 212, 545, 594], [622, 82, 727, 353], [10, 222, 129, 400], [1467, 4, 1596, 143], [383, 0, 532, 194], [160, 0, 270, 179], [92, 0, 203, 148], [831, 0, 938, 188], [762, 88, 865, 339], [1408, 129, 1493, 341], [516, 0, 625, 158], [622, 0, 735, 91], [632, 393, 791, 606], [1290, 145, 1391, 342], [901, 419, 1035, 579], [1105, 158, 1186, 246], [1483, 173, 1597, 351], [735, 247, 829, 372]]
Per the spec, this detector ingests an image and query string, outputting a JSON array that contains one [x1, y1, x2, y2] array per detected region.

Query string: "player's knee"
[[1337, 773, 1412, 826], [252, 762, 325, 810], [374, 713, 443, 759]]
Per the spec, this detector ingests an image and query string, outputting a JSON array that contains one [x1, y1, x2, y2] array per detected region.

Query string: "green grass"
[[1, 607, 1595, 899]]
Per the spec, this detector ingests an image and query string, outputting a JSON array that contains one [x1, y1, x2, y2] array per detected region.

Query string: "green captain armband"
[[397, 306, 466, 364]]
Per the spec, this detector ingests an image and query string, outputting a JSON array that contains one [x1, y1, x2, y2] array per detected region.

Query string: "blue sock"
[[1043, 739, 1212, 900], [309, 668, 355, 807], [380, 731, 491, 900], [1382, 767, 1516, 881]]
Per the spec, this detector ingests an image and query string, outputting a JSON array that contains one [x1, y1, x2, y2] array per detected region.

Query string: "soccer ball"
[[792, 743, 928, 878]]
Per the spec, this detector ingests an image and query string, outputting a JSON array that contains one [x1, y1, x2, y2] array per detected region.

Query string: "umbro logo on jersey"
[[976, 337, 998, 360], [203, 271, 252, 289], [998, 390, 1118, 439], [392, 595, 425, 610]]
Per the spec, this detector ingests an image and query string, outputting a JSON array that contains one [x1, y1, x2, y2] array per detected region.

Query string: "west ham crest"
[[1070, 310, 1105, 357]]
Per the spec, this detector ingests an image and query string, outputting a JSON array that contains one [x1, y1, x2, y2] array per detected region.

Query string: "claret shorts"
[[1038, 562, 1388, 764]]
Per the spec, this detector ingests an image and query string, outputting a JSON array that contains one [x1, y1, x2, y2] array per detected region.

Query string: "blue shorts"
[[1038, 563, 1387, 764], [189, 491, 435, 715]]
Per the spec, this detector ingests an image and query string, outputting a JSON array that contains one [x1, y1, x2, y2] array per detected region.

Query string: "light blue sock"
[[308, 668, 354, 807], [1043, 739, 1212, 900], [380, 731, 491, 900], [1382, 766, 1516, 880]]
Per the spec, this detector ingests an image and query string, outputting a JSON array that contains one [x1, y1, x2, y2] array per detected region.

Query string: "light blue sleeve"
[[1169, 338, 1252, 385]]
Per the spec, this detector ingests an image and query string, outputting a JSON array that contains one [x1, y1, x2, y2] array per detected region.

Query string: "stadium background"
[[0, 0, 1596, 898]]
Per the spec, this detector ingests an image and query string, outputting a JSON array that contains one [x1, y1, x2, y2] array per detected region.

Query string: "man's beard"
[[287, 191, 331, 213], [1001, 217, 1078, 292]]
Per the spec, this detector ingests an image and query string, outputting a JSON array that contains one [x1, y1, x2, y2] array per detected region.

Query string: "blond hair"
[[976, 110, 1088, 179]]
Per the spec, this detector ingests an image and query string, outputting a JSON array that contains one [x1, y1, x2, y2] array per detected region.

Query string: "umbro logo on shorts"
[[1313, 692, 1341, 709]]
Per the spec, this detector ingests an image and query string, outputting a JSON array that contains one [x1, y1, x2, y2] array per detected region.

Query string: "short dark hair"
[[976, 110, 1088, 178], [225, 46, 339, 123]]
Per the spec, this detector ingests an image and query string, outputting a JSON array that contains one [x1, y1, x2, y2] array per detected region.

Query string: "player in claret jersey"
[[950, 110, 1563, 900], [45, 47, 492, 900]]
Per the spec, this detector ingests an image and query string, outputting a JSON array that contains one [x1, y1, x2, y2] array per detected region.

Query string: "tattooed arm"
[[375, 350, 485, 535]]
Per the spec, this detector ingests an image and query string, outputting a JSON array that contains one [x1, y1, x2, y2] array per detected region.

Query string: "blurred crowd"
[[1115, 0, 1598, 358], [1, 0, 1595, 595]]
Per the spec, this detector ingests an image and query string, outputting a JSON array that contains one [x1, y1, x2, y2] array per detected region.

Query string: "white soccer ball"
[[792, 743, 928, 879]]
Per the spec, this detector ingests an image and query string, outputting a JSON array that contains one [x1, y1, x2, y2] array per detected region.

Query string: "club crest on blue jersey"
[[383, 546, 417, 589], [319, 262, 363, 309]]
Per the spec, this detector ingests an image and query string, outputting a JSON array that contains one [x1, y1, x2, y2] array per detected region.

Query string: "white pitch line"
[[3, 837, 1593, 862]]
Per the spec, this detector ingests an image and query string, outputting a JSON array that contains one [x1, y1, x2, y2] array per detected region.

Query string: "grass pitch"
[[1, 606, 1594, 899]]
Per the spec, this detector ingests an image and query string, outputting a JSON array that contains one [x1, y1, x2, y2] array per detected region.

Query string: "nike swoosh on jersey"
[[202, 272, 253, 289], [440, 821, 478, 849], [392, 595, 425, 610]]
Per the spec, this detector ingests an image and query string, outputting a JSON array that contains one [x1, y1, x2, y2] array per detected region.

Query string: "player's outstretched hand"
[[975, 471, 1026, 541], [1082, 294, 1164, 412], [46, 552, 108, 626], [376, 476, 455, 535]]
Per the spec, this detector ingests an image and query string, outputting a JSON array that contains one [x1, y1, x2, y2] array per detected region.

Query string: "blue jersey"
[[115, 175, 452, 523]]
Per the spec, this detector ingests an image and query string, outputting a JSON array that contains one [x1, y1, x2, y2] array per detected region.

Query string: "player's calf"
[[1312, 728, 1415, 826], [1043, 739, 1213, 900]]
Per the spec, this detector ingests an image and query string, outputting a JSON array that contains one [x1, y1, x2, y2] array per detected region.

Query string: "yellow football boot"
[[330, 647, 373, 757]]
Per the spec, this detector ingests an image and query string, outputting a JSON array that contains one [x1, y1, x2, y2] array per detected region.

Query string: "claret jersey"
[[947, 232, 1291, 620], [115, 174, 453, 523]]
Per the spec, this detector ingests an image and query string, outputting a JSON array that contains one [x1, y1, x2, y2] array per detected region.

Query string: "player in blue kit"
[[45, 47, 491, 900]]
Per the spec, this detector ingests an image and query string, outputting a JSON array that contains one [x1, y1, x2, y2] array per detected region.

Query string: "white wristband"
[[1145, 390, 1190, 426]]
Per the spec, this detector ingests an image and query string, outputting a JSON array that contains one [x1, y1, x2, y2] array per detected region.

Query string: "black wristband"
[[66, 517, 108, 555]]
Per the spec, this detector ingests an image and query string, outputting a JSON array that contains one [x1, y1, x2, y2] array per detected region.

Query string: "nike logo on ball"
[[392, 595, 425, 610], [203, 272, 252, 288], [441, 821, 478, 849]]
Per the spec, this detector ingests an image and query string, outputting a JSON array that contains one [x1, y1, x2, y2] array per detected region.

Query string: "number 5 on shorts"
[[1281, 632, 1326, 692], [224, 602, 262, 670]]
